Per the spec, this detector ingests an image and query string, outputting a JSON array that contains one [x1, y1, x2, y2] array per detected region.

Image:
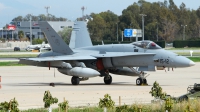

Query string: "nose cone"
[[174, 56, 195, 67], [189, 61, 195, 66]]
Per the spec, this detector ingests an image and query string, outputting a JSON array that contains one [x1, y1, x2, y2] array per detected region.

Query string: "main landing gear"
[[71, 76, 89, 85], [104, 75, 112, 85], [71, 76, 80, 85]]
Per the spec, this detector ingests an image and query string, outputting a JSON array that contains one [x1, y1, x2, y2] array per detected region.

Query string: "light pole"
[[139, 14, 146, 41], [6, 29, 7, 41], [1, 27, 3, 39], [130, 22, 132, 41], [116, 22, 118, 41], [30, 15, 32, 45], [156, 22, 158, 41], [1, 23, 3, 38], [44, 6, 50, 21], [130, 22, 132, 28], [122, 31, 123, 42], [181, 25, 187, 40]]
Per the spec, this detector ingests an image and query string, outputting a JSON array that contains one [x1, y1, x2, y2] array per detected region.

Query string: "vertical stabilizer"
[[39, 21, 73, 55], [69, 21, 93, 48]]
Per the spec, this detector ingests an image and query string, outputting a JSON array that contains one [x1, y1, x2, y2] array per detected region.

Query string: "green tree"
[[38, 14, 47, 21], [12, 16, 23, 21], [11, 14, 67, 22], [18, 30, 24, 40], [87, 14, 106, 41], [87, 10, 119, 41], [32, 38, 44, 45], [57, 27, 72, 44]]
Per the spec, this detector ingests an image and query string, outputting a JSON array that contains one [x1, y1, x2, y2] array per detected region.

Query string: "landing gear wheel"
[[143, 79, 147, 85], [104, 75, 112, 85], [71, 76, 80, 85], [136, 78, 143, 85]]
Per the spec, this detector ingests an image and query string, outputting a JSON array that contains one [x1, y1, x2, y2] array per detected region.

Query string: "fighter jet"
[[19, 21, 195, 85], [25, 42, 51, 51]]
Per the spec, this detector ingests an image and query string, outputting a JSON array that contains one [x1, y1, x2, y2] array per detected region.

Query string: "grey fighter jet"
[[19, 21, 195, 85]]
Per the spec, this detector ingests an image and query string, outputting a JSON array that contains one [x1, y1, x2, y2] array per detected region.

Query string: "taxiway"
[[0, 63, 199, 109]]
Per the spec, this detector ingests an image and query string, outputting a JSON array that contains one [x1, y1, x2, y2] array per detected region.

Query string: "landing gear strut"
[[71, 76, 80, 85], [104, 75, 112, 85]]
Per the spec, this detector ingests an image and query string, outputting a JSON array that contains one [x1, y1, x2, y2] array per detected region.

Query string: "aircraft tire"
[[71, 76, 80, 85], [104, 75, 112, 85], [143, 79, 147, 84], [136, 78, 142, 85]]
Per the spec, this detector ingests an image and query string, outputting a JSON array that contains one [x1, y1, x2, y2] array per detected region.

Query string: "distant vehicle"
[[176, 83, 200, 101], [166, 43, 173, 47], [25, 42, 51, 51], [14, 47, 20, 51]]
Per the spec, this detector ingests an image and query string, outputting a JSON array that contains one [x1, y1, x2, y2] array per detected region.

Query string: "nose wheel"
[[136, 78, 148, 85], [104, 75, 112, 85]]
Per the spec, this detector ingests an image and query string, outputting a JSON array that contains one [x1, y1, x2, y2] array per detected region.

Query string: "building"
[[0, 21, 74, 40], [0, 21, 74, 48]]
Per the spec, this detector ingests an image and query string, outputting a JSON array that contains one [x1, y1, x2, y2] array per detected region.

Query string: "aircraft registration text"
[[160, 59, 169, 64]]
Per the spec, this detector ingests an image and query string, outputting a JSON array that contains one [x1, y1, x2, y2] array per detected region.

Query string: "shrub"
[[98, 94, 115, 109], [43, 90, 58, 108], [149, 81, 166, 100], [0, 98, 19, 112], [58, 100, 69, 111]]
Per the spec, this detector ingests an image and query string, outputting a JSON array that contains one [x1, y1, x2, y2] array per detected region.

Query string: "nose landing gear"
[[136, 78, 147, 85], [128, 67, 149, 86], [136, 71, 149, 85]]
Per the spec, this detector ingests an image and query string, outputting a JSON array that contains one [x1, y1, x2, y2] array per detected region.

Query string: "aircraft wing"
[[91, 52, 155, 58], [20, 52, 155, 62], [20, 55, 96, 62]]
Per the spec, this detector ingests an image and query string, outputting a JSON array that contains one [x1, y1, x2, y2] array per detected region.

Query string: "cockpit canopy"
[[132, 41, 162, 49]]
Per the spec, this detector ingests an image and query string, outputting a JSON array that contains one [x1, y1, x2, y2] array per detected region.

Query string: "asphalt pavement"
[[0, 63, 199, 109]]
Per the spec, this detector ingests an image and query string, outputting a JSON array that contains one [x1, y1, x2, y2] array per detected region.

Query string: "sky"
[[0, 0, 199, 28]]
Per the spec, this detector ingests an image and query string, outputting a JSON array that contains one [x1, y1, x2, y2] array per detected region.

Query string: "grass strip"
[[16, 99, 200, 112], [188, 57, 200, 62], [0, 54, 37, 58], [167, 47, 200, 50], [177, 52, 200, 56], [0, 61, 25, 66]]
